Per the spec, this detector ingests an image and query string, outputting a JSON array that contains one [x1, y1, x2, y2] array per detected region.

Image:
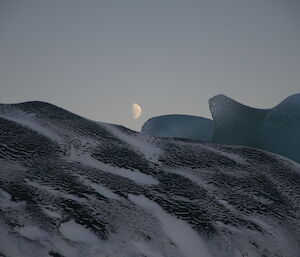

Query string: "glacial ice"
[[209, 93, 300, 163], [142, 94, 300, 163], [262, 94, 300, 163], [141, 114, 213, 141]]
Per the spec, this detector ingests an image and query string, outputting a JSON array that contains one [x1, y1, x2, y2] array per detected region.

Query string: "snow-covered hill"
[[0, 101, 299, 257]]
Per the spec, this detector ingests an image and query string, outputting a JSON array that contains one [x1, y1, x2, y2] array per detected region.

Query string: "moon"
[[132, 103, 142, 119]]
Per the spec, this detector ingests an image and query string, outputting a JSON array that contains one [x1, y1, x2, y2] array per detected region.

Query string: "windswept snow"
[[0, 109, 61, 141], [129, 194, 213, 257], [0, 100, 299, 257], [0, 189, 25, 208], [200, 144, 245, 164], [101, 123, 162, 163], [89, 183, 122, 201], [42, 207, 62, 220], [0, 160, 27, 172], [68, 149, 159, 186], [19, 226, 49, 243], [27, 181, 86, 202], [59, 220, 100, 244], [132, 241, 164, 257]]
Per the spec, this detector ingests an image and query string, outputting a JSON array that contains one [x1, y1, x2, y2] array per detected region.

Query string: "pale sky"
[[0, 0, 299, 131]]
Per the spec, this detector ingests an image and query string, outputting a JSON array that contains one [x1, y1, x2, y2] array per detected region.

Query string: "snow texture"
[[129, 194, 213, 257], [101, 122, 162, 163], [89, 182, 122, 201], [0, 100, 299, 257], [59, 220, 100, 244]]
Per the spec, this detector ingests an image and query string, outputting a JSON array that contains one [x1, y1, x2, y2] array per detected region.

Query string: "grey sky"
[[0, 0, 299, 131]]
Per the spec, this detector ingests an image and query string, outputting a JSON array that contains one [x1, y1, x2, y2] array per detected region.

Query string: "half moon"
[[132, 103, 142, 119]]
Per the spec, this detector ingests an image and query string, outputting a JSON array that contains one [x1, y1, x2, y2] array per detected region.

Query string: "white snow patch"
[[133, 241, 164, 257], [27, 181, 85, 202], [42, 207, 62, 219], [129, 194, 213, 257], [68, 149, 158, 186], [166, 168, 209, 190], [0, 189, 25, 208], [90, 183, 121, 200], [19, 225, 49, 242], [201, 144, 245, 164], [59, 220, 100, 244], [0, 109, 61, 141], [217, 199, 237, 212], [100, 123, 162, 163]]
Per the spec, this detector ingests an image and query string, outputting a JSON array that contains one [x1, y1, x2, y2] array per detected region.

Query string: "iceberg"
[[141, 93, 300, 163], [141, 114, 213, 141], [262, 94, 300, 163], [209, 93, 300, 163], [209, 94, 268, 148]]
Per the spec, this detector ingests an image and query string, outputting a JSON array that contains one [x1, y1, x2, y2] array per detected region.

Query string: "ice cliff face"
[[141, 114, 213, 141], [0, 101, 299, 257], [209, 95, 267, 148], [209, 94, 300, 163], [262, 94, 300, 163]]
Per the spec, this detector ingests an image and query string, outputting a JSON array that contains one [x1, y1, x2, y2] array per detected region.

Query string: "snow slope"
[[0, 101, 299, 257]]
